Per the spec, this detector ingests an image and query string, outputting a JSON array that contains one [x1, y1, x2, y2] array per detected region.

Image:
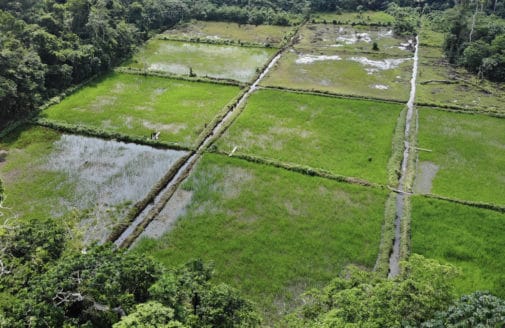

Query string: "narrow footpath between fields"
[[388, 35, 420, 278]]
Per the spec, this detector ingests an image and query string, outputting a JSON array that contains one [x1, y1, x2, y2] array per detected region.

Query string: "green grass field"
[[124, 39, 277, 82], [0, 125, 186, 243], [134, 153, 388, 322], [415, 108, 505, 204], [42, 72, 240, 148], [161, 20, 292, 47], [417, 59, 505, 112], [296, 24, 413, 57], [411, 196, 505, 298], [311, 11, 395, 25], [215, 89, 402, 184], [261, 50, 412, 101]]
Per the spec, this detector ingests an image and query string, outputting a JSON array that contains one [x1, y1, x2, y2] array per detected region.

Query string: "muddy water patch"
[[132, 189, 193, 244], [413, 161, 439, 194], [296, 54, 342, 64], [44, 134, 188, 243], [349, 56, 411, 74]]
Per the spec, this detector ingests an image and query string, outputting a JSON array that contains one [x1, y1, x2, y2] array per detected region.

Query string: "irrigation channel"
[[388, 35, 420, 278], [113, 42, 293, 248]]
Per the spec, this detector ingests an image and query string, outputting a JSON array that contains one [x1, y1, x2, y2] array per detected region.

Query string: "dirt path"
[[388, 35, 419, 278], [113, 35, 297, 248]]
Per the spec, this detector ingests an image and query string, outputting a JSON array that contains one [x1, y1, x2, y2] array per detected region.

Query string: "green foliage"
[[113, 302, 186, 328], [0, 0, 188, 120], [422, 291, 505, 327], [386, 3, 419, 36], [0, 218, 259, 327], [284, 254, 458, 327], [443, 7, 505, 81]]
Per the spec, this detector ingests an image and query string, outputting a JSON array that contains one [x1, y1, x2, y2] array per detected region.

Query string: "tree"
[[113, 302, 187, 328], [422, 291, 505, 327], [283, 254, 459, 327]]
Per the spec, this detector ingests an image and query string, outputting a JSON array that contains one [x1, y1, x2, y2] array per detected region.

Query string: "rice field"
[[415, 108, 505, 205], [161, 20, 293, 47], [0, 125, 187, 244], [124, 39, 277, 82], [296, 24, 414, 57], [42, 72, 241, 148], [416, 58, 505, 112], [411, 196, 505, 298], [215, 89, 403, 184], [261, 50, 413, 101], [133, 153, 388, 323]]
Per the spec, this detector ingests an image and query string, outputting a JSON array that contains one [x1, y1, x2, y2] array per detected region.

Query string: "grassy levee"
[[215, 89, 402, 184], [133, 153, 388, 323], [115, 66, 244, 86], [399, 194, 412, 266], [106, 152, 193, 244], [34, 119, 192, 152], [415, 108, 505, 205], [260, 85, 406, 104], [411, 196, 505, 298], [387, 106, 408, 187], [210, 150, 383, 189], [374, 192, 398, 276], [41, 72, 241, 148]]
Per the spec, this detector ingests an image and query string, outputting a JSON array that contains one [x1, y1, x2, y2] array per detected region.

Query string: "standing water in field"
[[44, 134, 188, 244], [389, 35, 419, 278], [115, 47, 287, 248]]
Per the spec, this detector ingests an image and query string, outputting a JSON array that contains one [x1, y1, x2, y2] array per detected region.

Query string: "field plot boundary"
[[209, 150, 384, 189], [34, 119, 193, 152], [115, 66, 245, 87], [110, 23, 307, 248], [156, 34, 280, 49], [416, 103, 505, 118], [374, 192, 397, 276], [260, 85, 407, 105]]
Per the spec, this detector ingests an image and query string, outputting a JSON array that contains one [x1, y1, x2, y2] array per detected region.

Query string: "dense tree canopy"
[[283, 254, 460, 327], [0, 218, 260, 327]]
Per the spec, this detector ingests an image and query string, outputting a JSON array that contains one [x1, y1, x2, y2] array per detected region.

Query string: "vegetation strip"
[[416, 102, 505, 116], [373, 192, 397, 276], [105, 152, 193, 244], [210, 150, 384, 189], [111, 25, 304, 247], [260, 85, 406, 105], [422, 194, 505, 214], [33, 119, 192, 152], [115, 66, 244, 87], [156, 35, 279, 49]]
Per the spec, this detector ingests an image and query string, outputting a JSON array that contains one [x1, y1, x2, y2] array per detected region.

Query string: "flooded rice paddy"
[[126, 40, 276, 82]]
